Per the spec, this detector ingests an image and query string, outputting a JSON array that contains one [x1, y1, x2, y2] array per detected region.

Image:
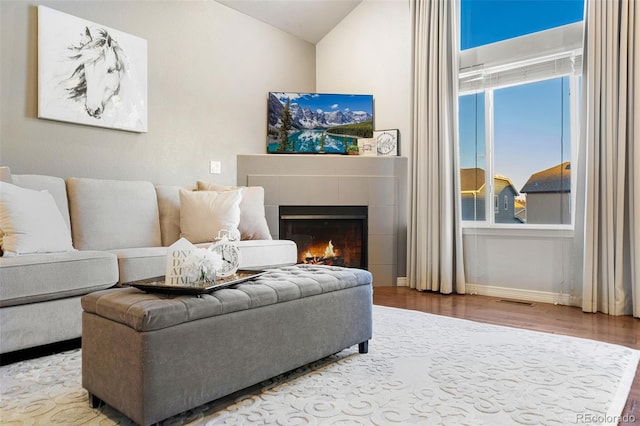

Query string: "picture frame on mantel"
[[267, 92, 374, 154], [38, 6, 148, 133], [357, 138, 377, 157], [373, 129, 399, 156]]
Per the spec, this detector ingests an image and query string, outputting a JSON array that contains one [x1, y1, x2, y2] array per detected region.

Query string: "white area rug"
[[1, 306, 638, 425]]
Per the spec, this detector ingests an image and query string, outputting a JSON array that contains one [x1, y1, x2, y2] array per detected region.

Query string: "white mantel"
[[237, 154, 408, 286]]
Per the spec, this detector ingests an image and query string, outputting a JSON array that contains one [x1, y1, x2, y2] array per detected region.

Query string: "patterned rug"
[[1, 305, 638, 425]]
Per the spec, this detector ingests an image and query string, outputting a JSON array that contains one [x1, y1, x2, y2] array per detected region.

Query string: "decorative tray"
[[127, 270, 267, 295]]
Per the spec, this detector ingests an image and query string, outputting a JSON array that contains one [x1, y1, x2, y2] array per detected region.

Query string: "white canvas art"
[[38, 6, 148, 132]]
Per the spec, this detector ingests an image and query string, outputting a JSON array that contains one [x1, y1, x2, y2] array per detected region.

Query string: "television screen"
[[267, 92, 374, 154]]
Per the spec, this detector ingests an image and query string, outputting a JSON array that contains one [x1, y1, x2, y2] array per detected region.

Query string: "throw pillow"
[[156, 184, 194, 246], [197, 181, 272, 240], [179, 188, 242, 244], [0, 166, 11, 183], [0, 182, 74, 256]]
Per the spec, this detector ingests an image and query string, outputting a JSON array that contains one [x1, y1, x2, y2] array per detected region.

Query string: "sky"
[[461, 0, 585, 50], [459, 0, 584, 194], [273, 93, 374, 114]]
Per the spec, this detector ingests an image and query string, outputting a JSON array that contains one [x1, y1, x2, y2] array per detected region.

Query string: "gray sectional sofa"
[[0, 170, 297, 355]]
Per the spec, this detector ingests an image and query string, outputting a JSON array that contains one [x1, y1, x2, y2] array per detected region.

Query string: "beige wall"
[[0, 0, 315, 185], [316, 0, 411, 285], [463, 229, 576, 300], [316, 0, 412, 157]]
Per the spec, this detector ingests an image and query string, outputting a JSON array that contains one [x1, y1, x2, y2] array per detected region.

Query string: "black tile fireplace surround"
[[279, 205, 368, 269]]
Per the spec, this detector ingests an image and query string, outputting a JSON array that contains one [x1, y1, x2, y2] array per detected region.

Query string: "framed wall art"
[[373, 129, 399, 156], [38, 6, 148, 132], [357, 138, 377, 156], [267, 92, 374, 154]]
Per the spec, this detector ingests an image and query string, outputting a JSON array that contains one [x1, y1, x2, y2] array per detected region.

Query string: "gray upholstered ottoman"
[[81, 264, 373, 425]]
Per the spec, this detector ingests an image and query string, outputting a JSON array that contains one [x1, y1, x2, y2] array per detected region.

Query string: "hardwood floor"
[[373, 287, 640, 426]]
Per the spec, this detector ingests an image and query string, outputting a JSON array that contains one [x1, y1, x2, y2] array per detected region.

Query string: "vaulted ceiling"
[[215, 0, 363, 44]]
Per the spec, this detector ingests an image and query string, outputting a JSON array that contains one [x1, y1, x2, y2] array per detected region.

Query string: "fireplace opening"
[[279, 206, 368, 269]]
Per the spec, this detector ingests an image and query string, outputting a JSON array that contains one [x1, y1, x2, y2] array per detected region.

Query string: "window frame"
[[458, 22, 583, 231]]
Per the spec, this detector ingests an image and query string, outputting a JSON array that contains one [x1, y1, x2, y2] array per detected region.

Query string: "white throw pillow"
[[0, 182, 74, 256], [197, 181, 272, 240], [179, 188, 242, 244]]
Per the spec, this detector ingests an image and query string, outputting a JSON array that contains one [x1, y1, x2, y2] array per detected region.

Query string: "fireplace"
[[279, 206, 368, 269]]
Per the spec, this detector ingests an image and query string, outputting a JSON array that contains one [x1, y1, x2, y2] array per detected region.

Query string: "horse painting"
[[38, 5, 147, 132], [66, 26, 125, 119]]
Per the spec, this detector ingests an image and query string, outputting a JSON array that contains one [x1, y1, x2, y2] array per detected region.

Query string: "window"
[[458, 1, 583, 227], [460, 0, 584, 50]]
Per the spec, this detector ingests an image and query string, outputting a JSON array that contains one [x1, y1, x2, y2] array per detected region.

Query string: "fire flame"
[[324, 240, 335, 258], [303, 240, 339, 263]]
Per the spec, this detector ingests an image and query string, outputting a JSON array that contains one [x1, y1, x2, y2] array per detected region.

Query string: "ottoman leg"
[[88, 392, 103, 408], [358, 341, 368, 354]]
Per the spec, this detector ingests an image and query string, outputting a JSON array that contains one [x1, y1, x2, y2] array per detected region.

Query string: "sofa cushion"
[[0, 182, 74, 256], [179, 188, 242, 244], [67, 177, 162, 250], [0, 250, 118, 307], [156, 185, 191, 247], [235, 239, 297, 269], [109, 246, 170, 284], [1, 296, 85, 353], [197, 181, 272, 241]]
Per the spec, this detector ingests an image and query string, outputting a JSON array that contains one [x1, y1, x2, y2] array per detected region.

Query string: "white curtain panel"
[[407, 0, 465, 293], [578, 0, 639, 316]]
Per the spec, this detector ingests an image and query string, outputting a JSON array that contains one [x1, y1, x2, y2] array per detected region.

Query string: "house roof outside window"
[[521, 162, 571, 194], [460, 168, 486, 193], [460, 168, 519, 196]]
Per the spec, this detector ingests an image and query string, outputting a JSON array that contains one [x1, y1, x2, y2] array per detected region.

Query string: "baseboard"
[[465, 283, 573, 306], [394, 278, 573, 306]]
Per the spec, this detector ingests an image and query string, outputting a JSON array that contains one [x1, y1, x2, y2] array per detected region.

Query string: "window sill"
[[462, 225, 574, 239]]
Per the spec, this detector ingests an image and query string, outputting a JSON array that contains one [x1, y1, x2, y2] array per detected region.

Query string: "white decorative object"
[[165, 238, 196, 285], [182, 247, 223, 283], [38, 6, 148, 132], [373, 129, 399, 156], [165, 238, 224, 285], [210, 230, 241, 277]]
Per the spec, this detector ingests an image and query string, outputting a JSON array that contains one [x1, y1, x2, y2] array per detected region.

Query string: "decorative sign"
[[165, 238, 196, 285], [357, 138, 377, 156], [373, 129, 399, 156]]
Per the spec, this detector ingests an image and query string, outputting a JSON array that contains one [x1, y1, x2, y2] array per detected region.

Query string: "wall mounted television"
[[267, 92, 374, 154]]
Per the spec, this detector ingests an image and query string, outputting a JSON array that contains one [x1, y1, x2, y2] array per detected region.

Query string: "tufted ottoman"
[[81, 264, 373, 425]]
